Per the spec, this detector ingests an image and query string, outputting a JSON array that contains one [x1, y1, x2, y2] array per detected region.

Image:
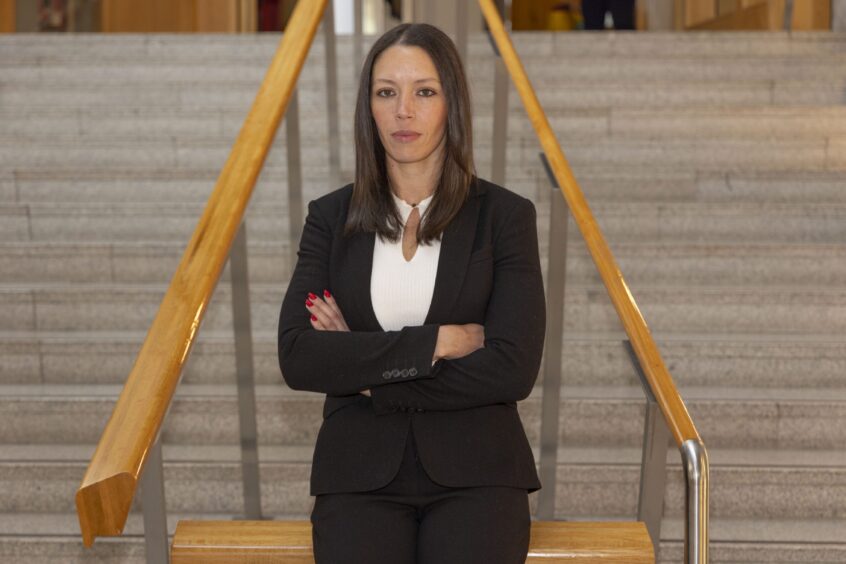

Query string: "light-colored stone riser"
[[658, 541, 846, 564], [4, 106, 846, 142], [3, 283, 846, 334], [5, 169, 843, 205], [2, 333, 844, 390], [3, 242, 846, 288], [0, 537, 844, 564], [2, 454, 845, 520], [4, 201, 846, 244], [6, 77, 846, 111], [0, 173, 547, 207], [3, 510, 845, 548], [4, 52, 846, 84], [1, 535, 843, 564], [4, 31, 846, 58], [4, 135, 843, 172], [1, 384, 844, 449], [0, 79, 788, 109], [0, 536, 145, 564], [3, 31, 845, 56]]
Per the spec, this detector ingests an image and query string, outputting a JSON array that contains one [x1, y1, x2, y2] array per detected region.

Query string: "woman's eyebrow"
[[373, 77, 440, 85]]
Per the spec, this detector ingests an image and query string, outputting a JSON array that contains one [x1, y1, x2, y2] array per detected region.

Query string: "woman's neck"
[[386, 148, 444, 205]]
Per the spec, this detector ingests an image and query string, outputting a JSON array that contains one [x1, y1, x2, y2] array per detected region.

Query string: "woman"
[[277, 23, 545, 564]]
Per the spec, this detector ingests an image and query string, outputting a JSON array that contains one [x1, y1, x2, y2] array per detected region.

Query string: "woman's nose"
[[395, 91, 414, 119]]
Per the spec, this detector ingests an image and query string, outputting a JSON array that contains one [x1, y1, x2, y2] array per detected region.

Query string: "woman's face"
[[370, 45, 447, 173]]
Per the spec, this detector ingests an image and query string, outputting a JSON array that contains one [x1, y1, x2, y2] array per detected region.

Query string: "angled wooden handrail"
[[74, 0, 329, 547], [478, 0, 700, 448]]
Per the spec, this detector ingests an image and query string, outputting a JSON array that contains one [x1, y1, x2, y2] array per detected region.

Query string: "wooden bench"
[[171, 520, 653, 563]]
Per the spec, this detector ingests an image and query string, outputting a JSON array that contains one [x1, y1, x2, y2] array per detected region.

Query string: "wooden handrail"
[[171, 520, 654, 563], [74, 0, 329, 547], [478, 0, 700, 447]]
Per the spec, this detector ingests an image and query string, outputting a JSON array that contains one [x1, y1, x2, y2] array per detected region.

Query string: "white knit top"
[[371, 191, 441, 332]]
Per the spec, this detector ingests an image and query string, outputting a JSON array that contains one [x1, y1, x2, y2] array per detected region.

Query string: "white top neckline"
[[391, 191, 434, 226], [371, 190, 441, 332]]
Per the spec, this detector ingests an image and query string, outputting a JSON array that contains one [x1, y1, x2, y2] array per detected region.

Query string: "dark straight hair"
[[344, 23, 476, 245]]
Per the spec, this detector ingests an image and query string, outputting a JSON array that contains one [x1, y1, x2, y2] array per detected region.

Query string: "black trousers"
[[582, 0, 636, 30], [311, 426, 532, 563]]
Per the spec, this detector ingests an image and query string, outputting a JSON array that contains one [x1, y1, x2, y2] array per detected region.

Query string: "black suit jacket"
[[278, 177, 545, 495]]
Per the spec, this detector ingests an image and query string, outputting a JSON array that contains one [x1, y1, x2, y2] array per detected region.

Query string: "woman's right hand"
[[433, 324, 485, 363]]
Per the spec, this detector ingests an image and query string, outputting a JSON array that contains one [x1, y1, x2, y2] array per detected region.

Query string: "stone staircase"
[[1, 30, 845, 563]]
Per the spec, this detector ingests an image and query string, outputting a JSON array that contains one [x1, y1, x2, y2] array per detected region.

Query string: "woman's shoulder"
[[475, 177, 536, 215], [308, 183, 354, 221]]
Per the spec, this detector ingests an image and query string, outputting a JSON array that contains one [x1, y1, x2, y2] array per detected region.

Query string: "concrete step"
[[3, 134, 842, 172], [2, 443, 845, 519], [3, 31, 845, 59], [0, 537, 842, 564], [4, 167, 843, 205], [3, 241, 845, 288], [4, 50, 846, 84], [7, 75, 846, 112], [9, 77, 846, 110], [2, 30, 845, 58], [0, 524, 846, 564], [4, 511, 846, 550], [3, 201, 845, 244], [0, 384, 844, 450], [3, 105, 846, 142], [3, 282, 846, 334], [2, 330, 844, 389]]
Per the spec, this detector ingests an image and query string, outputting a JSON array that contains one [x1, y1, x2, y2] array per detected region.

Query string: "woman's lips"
[[392, 131, 421, 142]]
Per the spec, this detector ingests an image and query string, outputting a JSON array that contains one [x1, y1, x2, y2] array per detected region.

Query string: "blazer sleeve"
[[277, 198, 441, 396], [369, 198, 546, 414]]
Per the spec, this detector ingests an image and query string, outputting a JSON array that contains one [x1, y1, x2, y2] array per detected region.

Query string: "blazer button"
[[382, 370, 391, 380], [409, 367, 418, 376], [391, 368, 400, 378], [400, 368, 409, 378]]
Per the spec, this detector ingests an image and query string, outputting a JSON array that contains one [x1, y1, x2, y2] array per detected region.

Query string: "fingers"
[[305, 290, 349, 331], [321, 290, 350, 331]]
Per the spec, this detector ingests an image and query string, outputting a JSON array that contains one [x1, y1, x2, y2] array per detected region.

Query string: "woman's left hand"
[[306, 290, 370, 396]]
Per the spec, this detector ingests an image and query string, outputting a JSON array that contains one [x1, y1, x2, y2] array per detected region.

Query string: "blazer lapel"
[[344, 178, 486, 330], [424, 181, 484, 325], [343, 229, 383, 331]]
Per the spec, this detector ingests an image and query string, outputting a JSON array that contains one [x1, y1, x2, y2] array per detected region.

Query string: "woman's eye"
[[419, 88, 436, 97], [375, 89, 394, 97]]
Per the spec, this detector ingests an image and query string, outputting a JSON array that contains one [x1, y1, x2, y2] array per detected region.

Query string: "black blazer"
[[278, 177, 545, 496]]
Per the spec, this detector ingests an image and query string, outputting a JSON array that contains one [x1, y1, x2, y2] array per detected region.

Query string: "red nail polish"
[[305, 299, 313, 307], [324, 289, 332, 298], [308, 292, 317, 300], [310, 314, 317, 321]]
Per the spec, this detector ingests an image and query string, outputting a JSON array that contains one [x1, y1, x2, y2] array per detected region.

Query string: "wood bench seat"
[[171, 519, 654, 563]]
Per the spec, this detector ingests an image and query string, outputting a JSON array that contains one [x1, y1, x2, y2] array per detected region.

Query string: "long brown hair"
[[344, 23, 476, 244]]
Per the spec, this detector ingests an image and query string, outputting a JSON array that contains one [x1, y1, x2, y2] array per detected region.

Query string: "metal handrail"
[[74, 0, 329, 548], [477, 0, 709, 561]]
